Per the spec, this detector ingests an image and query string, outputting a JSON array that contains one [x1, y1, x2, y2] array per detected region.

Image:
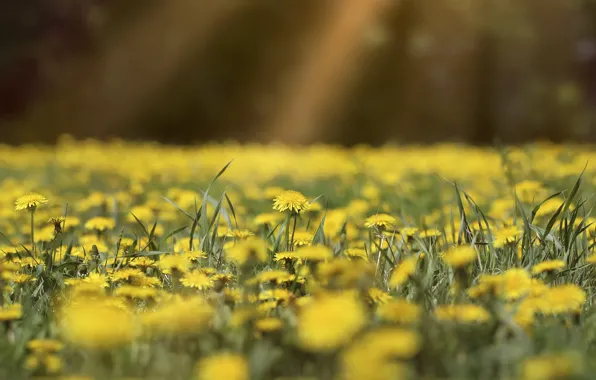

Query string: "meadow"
[[0, 138, 595, 380]]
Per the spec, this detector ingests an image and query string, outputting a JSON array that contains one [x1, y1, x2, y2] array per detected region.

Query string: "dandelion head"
[[15, 193, 48, 211], [297, 292, 366, 352], [273, 190, 310, 214], [364, 213, 397, 230], [442, 245, 477, 268], [195, 353, 248, 380]]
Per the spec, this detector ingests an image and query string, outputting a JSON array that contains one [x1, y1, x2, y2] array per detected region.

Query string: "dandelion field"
[[2, 139, 596, 379]]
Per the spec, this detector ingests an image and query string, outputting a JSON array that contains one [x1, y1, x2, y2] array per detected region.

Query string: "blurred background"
[[2, 0, 596, 146]]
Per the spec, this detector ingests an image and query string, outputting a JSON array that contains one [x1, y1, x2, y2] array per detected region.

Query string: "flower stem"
[[290, 214, 298, 251], [284, 214, 291, 251], [30, 209, 35, 255]]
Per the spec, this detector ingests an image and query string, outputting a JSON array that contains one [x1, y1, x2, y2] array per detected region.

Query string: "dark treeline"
[[2, 0, 596, 145]]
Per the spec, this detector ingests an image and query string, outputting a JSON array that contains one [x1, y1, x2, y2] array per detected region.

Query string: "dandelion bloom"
[[499, 268, 533, 300], [27, 339, 64, 353], [272, 190, 310, 213], [253, 212, 283, 226], [442, 245, 477, 268], [388, 255, 418, 287], [399, 227, 419, 238], [521, 354, 578, 380], [492, 225, 523, 248], [158, 254, 192, 273], [0, 304, 22, 321], [344, 247, 369, 261], [358, 327, 421, 359], [531, 260, 565, 275], [25, 353, 63, 374], [542, 284, 586, 315], [226, 238, 269, 265], [141, 296, 213, 337], [195, 353, 248, 380], [294, 245, 333, 262], [339, 327, 420, 380], [84, 216, 116, 232], [292, 230, 314, 247], [246, 270, 295, 285], [181, 271, 214, 290], [377, 299, 421, 324], [434, 304, 490, 323], [367, 287, 392, 304], [114, 285, 159, 300], [60, 298, 136, 349], [225, 229, 255, 240], [297, 292, 366, 352], [364, 213, 397, 229], [255, 317, 284, 333], [15, 192, 48, 211]]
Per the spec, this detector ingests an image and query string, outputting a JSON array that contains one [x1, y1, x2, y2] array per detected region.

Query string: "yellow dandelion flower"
[[297, 292, 366, 352], [183, 250, 207, 261], [399, 227, 419, 238], [543, 284, 586, 315], [294, 245, 333, 262], [273, 190, 310, 213], [35, 225, 57, 242], [226, 238, 268, 265], [339, 327, 420, 380], [180, 271, 213, 290], [368, 287, 392, 304], [15, 192, 48, 211], [108, 267, 143, 282], [534, 198, 566, 219], [0, 303, 22, 321], [492, 225, 522, 248], [128, 257, 157, 268], [292, 230, 314, 247], [442, 245, 476, 268], [158, 254, 191, 273], [195, 353, 248, 380], [420, 228, 442, 238], [60, 298, 136, 349], [257, 300, 279, 314], [364, 213, 397, 229], [43, 354, 63, 374], [255, 317, 284, 332], [82, 273, 109, 288], [114, 285, 159, 300], [344, 247, 369, 261], [377, 299, 421, 324], [254, 212, 283, 226], [133, 275, 161, 289], [141, 296, 213, 337], [84, 217, 116, 232], [531, 259, 566, 275], [8, 273, 34, 284], [388, 255, 418, 288], [274, 251, 300, 262], [521, 354, 579, 380], [358, 327, 421, 359], [340, 348, 407, 380], [27, 339, 64, 353], [225, 229, 255, 240], [246, 270, 295, 285], [434, 304, 490, 323], [499, 268, 533, 300]]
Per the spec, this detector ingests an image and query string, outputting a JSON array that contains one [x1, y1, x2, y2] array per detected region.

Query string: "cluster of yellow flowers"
[[0, 139, 594, 379]]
